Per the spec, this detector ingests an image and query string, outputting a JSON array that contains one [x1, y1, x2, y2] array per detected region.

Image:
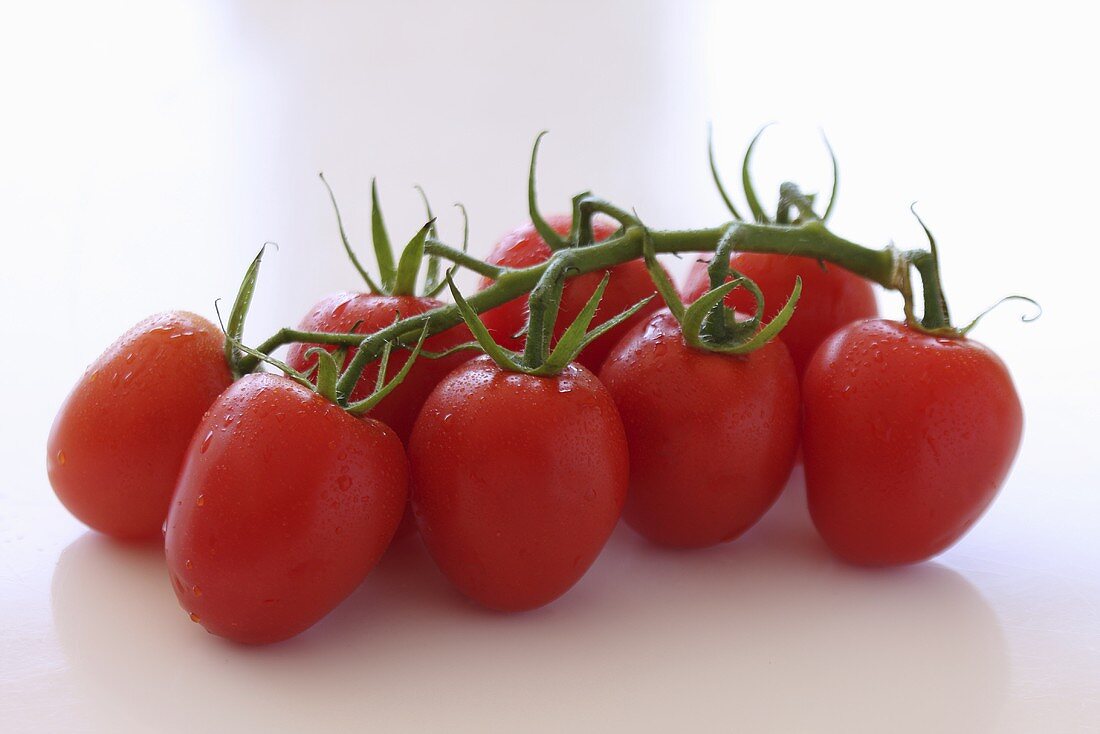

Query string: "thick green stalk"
[[238, 220, 904, 381]]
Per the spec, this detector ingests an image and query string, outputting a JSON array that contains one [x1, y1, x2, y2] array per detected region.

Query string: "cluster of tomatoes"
[[46, 212, 1023, 645]]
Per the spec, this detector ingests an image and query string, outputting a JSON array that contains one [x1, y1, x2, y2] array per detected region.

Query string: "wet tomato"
[[600, 310, 800, 548], [165, 373, 407, 644], [409, 355, 628, 611], [47, 312, 232, 540], [802, 319, 1023, 565]]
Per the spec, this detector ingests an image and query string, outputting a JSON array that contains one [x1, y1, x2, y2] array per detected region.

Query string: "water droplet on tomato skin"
[[189, 612, 201, 623], [196, 494, 205, 507], [192, 585, 202, 597], [199, 431, 214, 453], [185, 559, 193, 570], [330, 298, 352, 318], [56, 450, 66, 466]]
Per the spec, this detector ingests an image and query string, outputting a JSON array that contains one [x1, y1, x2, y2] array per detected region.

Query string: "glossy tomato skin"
[[409, 355, 628, 611], [477, 215, 668, 372], [683, 253, 878, 378], [165, 373, 407, 644], [802, 319, 1023, 566], [286, 293, 471, 443], [600, 310, 800, 548], [47, 312, 232, 540]]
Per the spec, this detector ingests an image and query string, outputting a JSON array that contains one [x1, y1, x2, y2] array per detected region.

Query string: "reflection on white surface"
[[2, 0, 1099, 731], [50, 483, 1008, 733]]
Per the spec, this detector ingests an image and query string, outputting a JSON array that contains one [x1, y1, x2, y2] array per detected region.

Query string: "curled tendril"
[[961, 295, 1042, 335]]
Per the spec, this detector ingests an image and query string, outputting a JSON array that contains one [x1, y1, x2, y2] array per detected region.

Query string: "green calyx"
[[641, 223, 801, 356], [319, 172, 455, 298], [218, 244, 429, 413], [439, 269, 652, 377]]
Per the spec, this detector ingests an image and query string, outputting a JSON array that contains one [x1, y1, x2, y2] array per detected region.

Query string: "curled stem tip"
[[961, 295, 1042, 335]]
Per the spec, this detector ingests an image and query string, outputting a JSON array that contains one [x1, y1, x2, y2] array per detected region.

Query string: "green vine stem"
[[236, 218, 908, 387]]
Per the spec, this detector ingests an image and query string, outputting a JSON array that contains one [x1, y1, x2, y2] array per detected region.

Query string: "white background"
[[1, 1, 1098, 731]]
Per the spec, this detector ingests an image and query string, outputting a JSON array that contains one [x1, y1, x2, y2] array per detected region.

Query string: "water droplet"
[[110, 372, 120, 385], [125, 352, 135, 363], [56, 450, 66, 466], [189, 612, 201, 623], [122, 371, 134, 383], [200, 431, 214, 453], [192, 585, 202, 597], [169, 333, 183, 340], [223, 413, 234, 426], [336, 475, 352, 491], [196, 494, 205, 507], [185, 559, 193, 570], [443, 413, 453, 422]]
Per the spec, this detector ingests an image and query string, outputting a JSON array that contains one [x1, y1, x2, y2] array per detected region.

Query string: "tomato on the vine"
[[600, 310, 800, 548], [478, 215, 667, 371], [802, 319, 1023, 565], [47, 312, 232, 540], [683, 253, 878, 377], [409, 355, 628, 611], [286, 293, 470, 443], [165, 372, 407, 644]]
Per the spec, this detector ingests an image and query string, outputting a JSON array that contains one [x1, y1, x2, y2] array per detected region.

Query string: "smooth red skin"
[[802, 319, 1023, 566], [46, 312, 232, 540], [409, 355, 628, 612], [165, 373, 408, 644], [286, 293, 471, 443], [477, 215, 670, 372], [683, 253, 879, 378], [599, 310, 800, 548], [287, 293, 470, 540]]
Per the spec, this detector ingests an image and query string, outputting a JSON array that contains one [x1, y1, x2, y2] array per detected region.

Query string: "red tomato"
[[802, 319, 1023, 565], [47, 312, 232, 540], [683, 253, 878, 378], [409, 355, 628, 611], [599, 310, 800, 548], [477, 215, 668, 371], [286, 293, 471, 443], [165, 373, 407, 644]]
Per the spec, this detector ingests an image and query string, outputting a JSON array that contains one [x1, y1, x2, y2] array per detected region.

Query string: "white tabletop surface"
[[2, 1, 1098, 732]]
